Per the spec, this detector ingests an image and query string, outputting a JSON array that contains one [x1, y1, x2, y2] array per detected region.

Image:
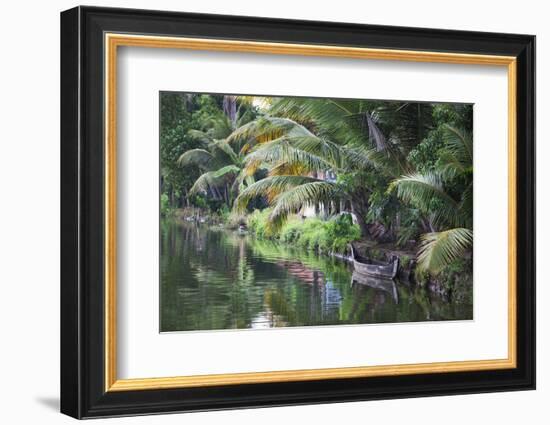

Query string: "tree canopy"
[[160, 92, 473, 276]]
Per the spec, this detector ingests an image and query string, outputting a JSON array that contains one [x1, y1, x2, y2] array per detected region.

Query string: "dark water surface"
[[160, 220, 472, 332]]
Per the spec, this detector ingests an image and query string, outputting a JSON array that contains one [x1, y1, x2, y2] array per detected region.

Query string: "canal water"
[[160, 220, 472, 332]]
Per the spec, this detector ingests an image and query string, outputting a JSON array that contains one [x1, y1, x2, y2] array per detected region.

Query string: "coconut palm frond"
[[212, 164, 241, 179], [242, 158, 263, 177], [436, 149, 468, 180], [188, 171, 219, 195], [186, 129, 213, 146], [286, 136, 347, 169], [364, 112, 388, 151], [343, 144, 402, 176], [229, 169, 246, 194], [199, 115, 234, 140], [268, 98, 412, 172], [348, 140, 412, 177], [268, 161, 311, 176], [435, 125, 473, 180], [270, 97, 356, 134], [339, 145, 377, 168], [242, 133, 346, 177], [337, 112, 411, 175], [459, 181, 473, 222], [210, 139, 239, 165], [234, 175, 322, 213], [417, 228, 473, 274], [226, 116, 304, 145], [244, 137, 333, 175], [177, 149, 218, 170], [442, 124, 473, 165], [374, 102, 434, 151], [389, 173, 463, 227], [268, 181, 342, 230], [224, 120, 258, 145]]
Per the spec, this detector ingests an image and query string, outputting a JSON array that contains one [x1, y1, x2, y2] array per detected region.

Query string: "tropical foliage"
[[390, 124, 473, 272], [160, 92, 473, 279], [247, 210, 361, 254]]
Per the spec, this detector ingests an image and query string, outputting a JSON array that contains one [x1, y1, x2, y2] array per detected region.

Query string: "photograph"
[[159, 92, 474, 332], [57, 4, 536, 419]]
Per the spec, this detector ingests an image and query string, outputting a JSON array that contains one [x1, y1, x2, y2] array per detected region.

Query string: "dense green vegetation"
[[160, 93, 258, 211], [247, 209, 361, 254], [160, 92, 473, 288]]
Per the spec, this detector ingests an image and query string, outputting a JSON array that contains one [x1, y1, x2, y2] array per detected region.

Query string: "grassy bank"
[[244, 209, 472, 302], [246, 210, 361, 255]]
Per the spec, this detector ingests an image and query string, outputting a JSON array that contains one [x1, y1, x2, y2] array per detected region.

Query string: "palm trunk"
[[223, 96, 237, 127], [212, 186, 222, 200], [351, 202, 370, 238]]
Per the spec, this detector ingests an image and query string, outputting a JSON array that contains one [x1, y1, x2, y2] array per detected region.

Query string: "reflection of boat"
[[349, 244, 399, 279], [351, 271, 399, 304]]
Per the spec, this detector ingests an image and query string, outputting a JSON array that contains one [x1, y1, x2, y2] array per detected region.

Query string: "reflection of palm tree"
[[263, 289, 295, 326]]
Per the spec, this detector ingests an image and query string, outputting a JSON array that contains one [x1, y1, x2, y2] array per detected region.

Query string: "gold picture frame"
[[61, 7, 535, 419]]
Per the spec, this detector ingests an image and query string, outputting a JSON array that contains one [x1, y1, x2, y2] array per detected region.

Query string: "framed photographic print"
[[60, 6, 535, 419]]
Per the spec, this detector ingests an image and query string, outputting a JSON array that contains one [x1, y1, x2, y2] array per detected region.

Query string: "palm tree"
[[232, 115, 382, 236], [389, 125, 473, 274], [234, 98, 473, 275], [177, 113, 255, 207], [178, 113, 298, 207], [232, 97, 421, 236]]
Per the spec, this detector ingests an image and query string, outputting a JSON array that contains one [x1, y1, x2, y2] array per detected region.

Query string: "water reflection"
[[160, 220, 472, 332]]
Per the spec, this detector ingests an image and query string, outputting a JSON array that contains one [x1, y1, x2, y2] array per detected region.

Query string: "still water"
[[160, 220, 472, 332]]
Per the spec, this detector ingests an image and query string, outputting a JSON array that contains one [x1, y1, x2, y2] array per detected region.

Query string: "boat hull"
[[352, 259, 398, 279], [348, 244, 400, 279]]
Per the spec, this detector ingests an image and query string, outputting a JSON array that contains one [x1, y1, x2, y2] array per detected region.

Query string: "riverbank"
[[243, 209, 472, 302], [163, 206, 228, 225], [167, 207, 472, 303]]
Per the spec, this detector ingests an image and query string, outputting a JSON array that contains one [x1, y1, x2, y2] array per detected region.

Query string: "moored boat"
[[349, 244, 399, 280]]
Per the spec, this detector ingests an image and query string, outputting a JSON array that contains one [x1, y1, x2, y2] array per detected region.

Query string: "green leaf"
[[177, 149, 218, 170], [268, 181, 341, 230], [389, 172, 464, 227], [417, 228, 473, 274], [234, 175, 323, 213]]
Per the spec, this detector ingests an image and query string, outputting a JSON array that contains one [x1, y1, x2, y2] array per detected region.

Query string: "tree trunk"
[[169, 186, 175, 208], [212, 186, 221, 201], [223, 96, 237, 127], [351, 203, 370, 238]]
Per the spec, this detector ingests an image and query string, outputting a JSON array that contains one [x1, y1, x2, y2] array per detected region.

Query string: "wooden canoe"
[[349, 244, 399, 280]]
